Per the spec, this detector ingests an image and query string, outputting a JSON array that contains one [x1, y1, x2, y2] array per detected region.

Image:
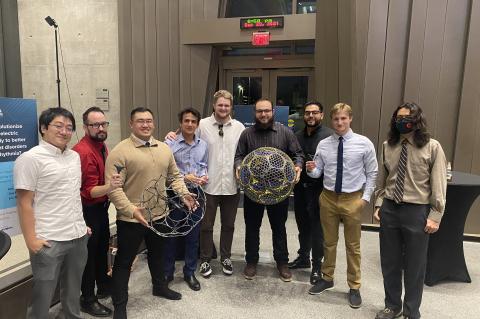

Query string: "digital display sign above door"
[[240, 16, 284, 30]]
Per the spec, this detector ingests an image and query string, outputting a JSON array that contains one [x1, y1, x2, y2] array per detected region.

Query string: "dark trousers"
[[244, 195, 289, 265], [293, 184, 324, 267], [111, 220, 166, 312], [81, 202, 111, 302], [200, 192, 240, 262], [380, 199, 430, 319], [163, 206, 203, 277]]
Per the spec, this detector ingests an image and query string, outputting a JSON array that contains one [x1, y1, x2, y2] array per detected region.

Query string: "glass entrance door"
[[225, 68, 314, 130]]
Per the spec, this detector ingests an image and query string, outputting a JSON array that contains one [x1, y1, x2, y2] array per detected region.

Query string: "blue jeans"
[[163, 206, 203, 276]]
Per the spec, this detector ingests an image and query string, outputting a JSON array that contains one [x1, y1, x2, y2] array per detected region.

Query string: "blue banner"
[[0, 98, 38, 236]]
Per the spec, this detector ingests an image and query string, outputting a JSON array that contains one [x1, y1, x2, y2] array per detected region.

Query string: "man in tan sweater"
[[105, 107, 195, 319]]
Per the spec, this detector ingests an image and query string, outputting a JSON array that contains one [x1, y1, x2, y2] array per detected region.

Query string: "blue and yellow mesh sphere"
[[239, 147, 296, 205]]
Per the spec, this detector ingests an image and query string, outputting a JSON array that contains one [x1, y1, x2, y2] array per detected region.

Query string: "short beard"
[[305, 119, 321, 128], [255, 117, 274, 130], [90, 132, 107, 142]]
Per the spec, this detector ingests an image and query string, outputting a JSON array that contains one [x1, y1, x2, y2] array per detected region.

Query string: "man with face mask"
[[374, 102, 447, 319], [234, 98, 304, 282], [73, 106, 122, 317], [288, 102, 332, 285]]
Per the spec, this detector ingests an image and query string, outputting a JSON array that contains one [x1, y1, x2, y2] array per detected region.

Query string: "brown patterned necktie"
[[393, 139, 408, 204]]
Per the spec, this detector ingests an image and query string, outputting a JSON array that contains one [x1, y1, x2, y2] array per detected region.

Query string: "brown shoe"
[[243, 263, 257, 280], [277, 264, 292, 282]]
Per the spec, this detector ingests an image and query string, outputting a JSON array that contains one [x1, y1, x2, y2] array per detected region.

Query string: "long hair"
[[388, 102, 430, 147]]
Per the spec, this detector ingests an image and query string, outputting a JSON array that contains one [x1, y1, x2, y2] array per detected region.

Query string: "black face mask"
[[395, 117, 415, 134]]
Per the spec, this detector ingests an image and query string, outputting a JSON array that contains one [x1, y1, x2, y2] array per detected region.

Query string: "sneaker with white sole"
[[199, 261, 212, 278], [375, 307, 402, 319], [222, 258, 233, 275], [308, 279, 334, 295]]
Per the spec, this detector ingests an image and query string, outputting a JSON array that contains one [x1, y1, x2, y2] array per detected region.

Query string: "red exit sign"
[[252, 32, 270, 46], [240, 16, 284, 30]]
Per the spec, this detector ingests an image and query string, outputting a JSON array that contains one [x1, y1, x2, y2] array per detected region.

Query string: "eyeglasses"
[[49, 123, 74, 133], [86, 121, 110, 129], [304, 111, 321, 116], [218, 124, 224, 137], [134, 119, 154, 125], [255, 109, 272, 114]]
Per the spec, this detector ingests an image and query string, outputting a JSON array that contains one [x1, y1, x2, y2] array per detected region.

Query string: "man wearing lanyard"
[[288, 101, 332, 285], [306, 103, 377, 308], [374, 102, 446, 319], [73, 106, 122, 317], [164, 107, 208, 291]]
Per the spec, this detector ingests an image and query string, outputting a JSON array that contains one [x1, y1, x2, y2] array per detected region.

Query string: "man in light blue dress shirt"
[[164, 107, 208, 292], [306, 103, 378, 309]]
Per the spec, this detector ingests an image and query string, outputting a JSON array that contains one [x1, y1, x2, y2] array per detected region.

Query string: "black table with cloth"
[[425, 171, 480, 286], [0, 230, 11, 261]]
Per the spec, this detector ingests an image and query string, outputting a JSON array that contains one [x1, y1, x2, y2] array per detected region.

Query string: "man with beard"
[[234, 98, 303, 282], [288, 102, 332, 285], [73, 106, 122, 317]]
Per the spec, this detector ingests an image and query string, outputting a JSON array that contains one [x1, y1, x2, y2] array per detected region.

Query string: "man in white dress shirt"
[[14, 107, 89, 319], [197, 90, 245, 277], [306, 103, 378, 309]]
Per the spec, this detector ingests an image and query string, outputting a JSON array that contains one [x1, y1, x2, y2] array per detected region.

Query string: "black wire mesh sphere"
[[239, 147, 296, 205]]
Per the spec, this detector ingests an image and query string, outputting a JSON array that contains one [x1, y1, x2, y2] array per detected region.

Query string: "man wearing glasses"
[[235, 98, 304, 282], [14, 108, 89, 318], [73, 107, 122, 317], [289, 101, 332, 285], [105, 107, 195, 318]]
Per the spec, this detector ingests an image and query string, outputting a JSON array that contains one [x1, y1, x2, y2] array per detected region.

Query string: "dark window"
[[226, 0, 292, 18], [297, 1, 317, 14], [233, 77, 262, 105]]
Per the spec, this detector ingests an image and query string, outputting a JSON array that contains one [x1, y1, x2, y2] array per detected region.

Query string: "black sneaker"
[[222, 258, 233, 275], [288, 256, 311, 269], [375, 307, 402, 319], [310, 268, 322, 285], [199, 261, 212, 278], [348, 289, 362, 308], [308, 279, 334, 295]]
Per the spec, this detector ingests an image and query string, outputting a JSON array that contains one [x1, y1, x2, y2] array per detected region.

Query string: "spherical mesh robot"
[[239, 147, 296, 205]]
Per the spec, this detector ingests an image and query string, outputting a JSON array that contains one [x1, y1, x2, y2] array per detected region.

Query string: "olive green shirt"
[[375, 135, 447, 222], [106, 134, 189, 223]]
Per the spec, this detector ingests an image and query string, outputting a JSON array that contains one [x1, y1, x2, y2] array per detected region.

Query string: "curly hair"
[[387, 102, 430, 147]]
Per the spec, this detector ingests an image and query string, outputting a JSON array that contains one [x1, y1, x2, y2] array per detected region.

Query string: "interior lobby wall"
[[17, 0, 122, 149], [118, 0, 219, 139], [316, 0, 480, 233]]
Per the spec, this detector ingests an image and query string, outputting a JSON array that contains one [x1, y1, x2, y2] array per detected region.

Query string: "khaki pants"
[[320, 189, 363, 289]]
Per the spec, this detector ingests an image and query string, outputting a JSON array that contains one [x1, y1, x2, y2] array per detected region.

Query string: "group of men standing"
[[14, 88, 446, 319]]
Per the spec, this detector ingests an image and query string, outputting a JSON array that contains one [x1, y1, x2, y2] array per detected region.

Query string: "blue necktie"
[[335, 136, 343, 193]]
